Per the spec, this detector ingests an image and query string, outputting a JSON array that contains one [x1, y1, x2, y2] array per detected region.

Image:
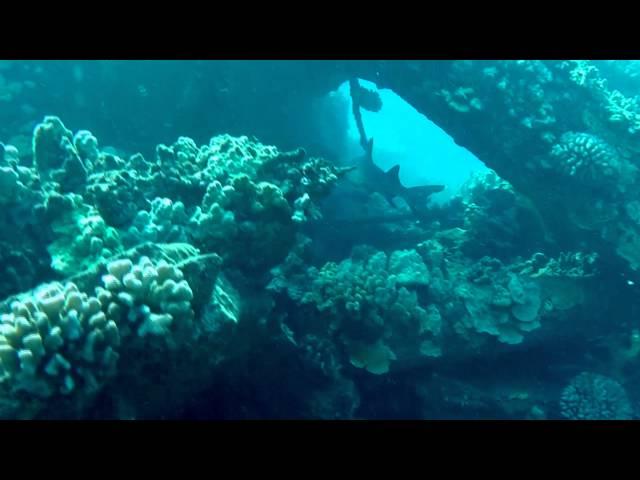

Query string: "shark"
[[342, 138, 445, 216], [343, 78, 444, 215]]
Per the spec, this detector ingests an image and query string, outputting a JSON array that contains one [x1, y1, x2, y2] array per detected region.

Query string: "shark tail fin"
[[407, 184, 445, 199], [402, 184, 446, 214]]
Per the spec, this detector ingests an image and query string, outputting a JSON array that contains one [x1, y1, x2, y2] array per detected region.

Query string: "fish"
[[344, 138, 445, 215]]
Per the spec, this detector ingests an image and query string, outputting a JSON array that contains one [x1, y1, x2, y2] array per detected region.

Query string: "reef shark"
[[343, 138, 445, 215]]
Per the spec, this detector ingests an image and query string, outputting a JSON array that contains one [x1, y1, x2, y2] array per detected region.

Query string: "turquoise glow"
[[334, 80, 488, 204]]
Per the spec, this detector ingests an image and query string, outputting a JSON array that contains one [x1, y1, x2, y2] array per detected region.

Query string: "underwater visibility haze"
[[1, 59, 639, 419]]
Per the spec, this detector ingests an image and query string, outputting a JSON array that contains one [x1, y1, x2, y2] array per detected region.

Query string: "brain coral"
[[549, 132, 622, 188], [560, 372, 632, 420]]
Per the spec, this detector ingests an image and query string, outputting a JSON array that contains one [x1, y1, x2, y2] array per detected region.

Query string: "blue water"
[[332, 79, 487, 204]]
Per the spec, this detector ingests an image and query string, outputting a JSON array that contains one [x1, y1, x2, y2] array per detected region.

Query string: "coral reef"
[[560, 372, 632, 420], [86, 166, 148, 227], [123, 197, 190, 246], [3, 59, 640, 421], [549, 132, 623, 189], [0, 247, 224, 419], [455, 268, 542, 345], [33, 116, 87, 193], [48, 199, 123, 276], [0, 281, 118, 401], [272, 231, 597, 380], [368, 60, 640, 277], [96, 256, 195, 341], [181, 137, 344, 272], [0, 115, 350, 418], [0, 142, 53, 300], [301, 245, 442, 370], [455, 170, 549, 260]]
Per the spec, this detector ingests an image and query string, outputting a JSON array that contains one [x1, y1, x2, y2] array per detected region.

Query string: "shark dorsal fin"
[[386, 164, 401, 182]]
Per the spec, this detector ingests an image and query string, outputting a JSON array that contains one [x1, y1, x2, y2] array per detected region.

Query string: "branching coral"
[[605, 90, 640, 133], [562, 60, 605, 91], [455, 170, 547, 260], [0, 282, 119, 399], [189, 175, 294, 271], [559, 61, 640, 137], [183, 139, 342, 272], [274, 232, 596, 371], [0, 142, 42, 209], [48, 200, 123, 277], [0, 159, 40, 207], [296, 246, 441, 373], [0, 254, 197, 417], [517, 251, 599, 279], [17, 117, 345, 288], [73, 130, 100, 166], [86, 168, 147, 227], [0, 111, 370, 416], [442, 60, 555, 129], [438, 87, 483, 113], [97, 256, 194, 342], [124, 197, 190, 246], [32, 116, 87, 193], [1, 96, 617, 420], [0, 143, 53, 299]]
